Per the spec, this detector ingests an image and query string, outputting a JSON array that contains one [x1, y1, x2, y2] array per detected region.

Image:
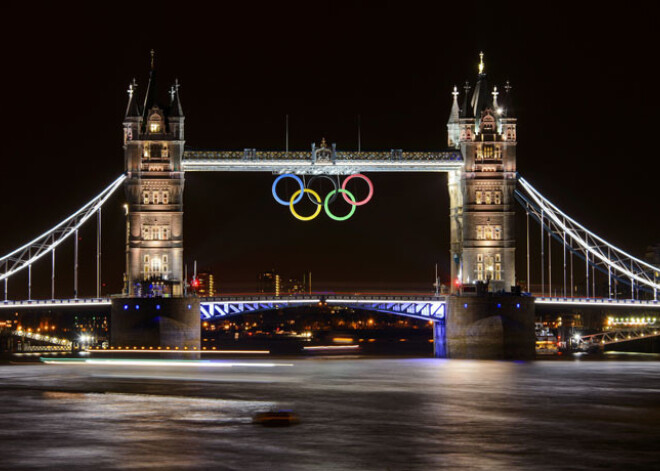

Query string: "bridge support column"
[[445, 295, 535, 359], [432, 321, 447, 358], [111, 297, 200, 352]]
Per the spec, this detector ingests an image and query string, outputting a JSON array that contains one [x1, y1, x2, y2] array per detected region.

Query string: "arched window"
[[162, 191, 169, 204], [143, 191, 150, 204]]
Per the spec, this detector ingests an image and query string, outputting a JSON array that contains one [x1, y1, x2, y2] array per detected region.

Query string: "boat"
[[252, 410, 300, 427]]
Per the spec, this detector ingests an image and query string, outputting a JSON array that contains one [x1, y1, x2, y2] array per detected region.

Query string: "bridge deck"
[[182, 150, 463, 174]]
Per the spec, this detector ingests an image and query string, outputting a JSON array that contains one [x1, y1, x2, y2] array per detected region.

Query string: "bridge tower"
[[122, 53, 185, 297], [447, 53, 517, 293], [112, 53, 199, 351]]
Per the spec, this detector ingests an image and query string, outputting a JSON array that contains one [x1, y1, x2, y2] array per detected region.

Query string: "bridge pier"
[[445, 294, 535, 359], [111, 297, 200, 351]]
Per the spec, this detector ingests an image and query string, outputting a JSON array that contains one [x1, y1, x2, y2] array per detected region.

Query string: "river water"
[[0, 355, 659, 470]]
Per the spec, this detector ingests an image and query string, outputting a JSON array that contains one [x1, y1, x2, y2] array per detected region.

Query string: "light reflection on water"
[[0, 358, 659, 470]]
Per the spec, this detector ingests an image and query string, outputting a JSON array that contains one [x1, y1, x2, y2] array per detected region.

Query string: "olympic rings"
[[272, 173, 304, 205], [289, 189, 323, 221], [306, 175, 339, 205], [341, 173, 373, 206], [324, 189, 357, 221], [273, 173, 374, 221]]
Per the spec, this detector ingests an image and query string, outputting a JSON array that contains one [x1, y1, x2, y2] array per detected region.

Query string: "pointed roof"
[[470, 52, 493, 120], [447, 86, 460, 124], [142, 49, 158, 120], [169, 79, 184, 118], [124, 78, 141, 119], [460, 81, 473, 118]]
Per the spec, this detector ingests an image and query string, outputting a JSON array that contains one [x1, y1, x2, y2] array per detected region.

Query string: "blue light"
[[135, 305, 140, 310], [464, 303, 468, 308], [516, 303, 521, 309], [123, 304, 128, 310], [156, 305, 161, 310], [497, 303, 502, 308], [187, 304, 192, 310]]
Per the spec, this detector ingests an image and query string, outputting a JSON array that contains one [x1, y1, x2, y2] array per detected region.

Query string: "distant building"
[[196, 272, 215, 297], [258, 270, 281, 296], [286, 271, 312, 294]]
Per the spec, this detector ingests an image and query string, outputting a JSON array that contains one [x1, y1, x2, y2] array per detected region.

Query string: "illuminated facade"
[[122, 53, 185, 297], [448, 54, 517, 292], [196, 272, 215, 297]]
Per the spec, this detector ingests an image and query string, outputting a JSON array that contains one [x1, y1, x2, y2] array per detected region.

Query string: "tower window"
[[476, 191, 482, 204], [494, 226, 502, 240], [143, 191, 150, 204], [495, 263, 502, 281], [476, 226, 484, 240], [142, 226, 150, 240], [162, 191, 169, 204], [477, 263, 484, 280], [153, 191, 160, 204], [149, 123, 161, 133], [485, 192, 492, 204], [494, 191, 502, 205], [162, 227, 169, 240], [495, 254, 501, 263], [144, 255, 150, 264]]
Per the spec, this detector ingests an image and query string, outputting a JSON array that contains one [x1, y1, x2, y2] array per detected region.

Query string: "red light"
[[454, 278, 461, 287], [191, 279, 200, 288]]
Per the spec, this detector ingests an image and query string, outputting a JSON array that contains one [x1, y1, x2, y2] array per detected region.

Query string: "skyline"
[[0, 3, 658, 297]]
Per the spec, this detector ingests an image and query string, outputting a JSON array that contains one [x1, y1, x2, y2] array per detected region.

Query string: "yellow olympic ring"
[[289, 189, 322, 221]]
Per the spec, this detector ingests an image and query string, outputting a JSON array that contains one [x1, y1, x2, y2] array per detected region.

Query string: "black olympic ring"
[[305, 175, 339, 206]]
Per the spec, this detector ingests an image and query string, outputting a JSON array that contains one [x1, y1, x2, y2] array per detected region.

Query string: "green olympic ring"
[[324, 189, 357, 221]]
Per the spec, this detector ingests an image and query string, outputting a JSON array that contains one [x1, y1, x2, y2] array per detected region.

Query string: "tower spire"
[[478, 51, 485, 75], [169, 78, 184, 117], [125, 78, 141, 118], [143, 49, 158, 120]]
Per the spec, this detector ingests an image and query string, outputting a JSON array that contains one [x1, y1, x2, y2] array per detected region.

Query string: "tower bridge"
[[1, 53, 659, 359]]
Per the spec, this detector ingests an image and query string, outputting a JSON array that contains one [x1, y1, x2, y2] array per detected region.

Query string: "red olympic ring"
[[341, 174, 373, 206]]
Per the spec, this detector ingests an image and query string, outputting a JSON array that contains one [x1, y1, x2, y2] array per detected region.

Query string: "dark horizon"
[[0, 2, 658, 298]]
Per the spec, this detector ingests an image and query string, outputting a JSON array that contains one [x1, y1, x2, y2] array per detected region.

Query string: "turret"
[[447, 86, 461, 148]]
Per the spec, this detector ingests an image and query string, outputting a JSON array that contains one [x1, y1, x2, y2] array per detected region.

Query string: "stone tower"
[[122, 52, 185, 297], [447, 53, 517, 292]]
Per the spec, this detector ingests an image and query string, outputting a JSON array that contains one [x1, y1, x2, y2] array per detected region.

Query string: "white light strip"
[[535, 298, 660, 308], [201, 299, 320, 306], [43, 359, 293, 367], [0, 299, 111, 309], [303, 345, 360, 350], [89, 349, 270, 354], [325, 299, 445, 305]]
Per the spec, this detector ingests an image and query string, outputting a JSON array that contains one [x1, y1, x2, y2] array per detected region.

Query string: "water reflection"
[[0, 358, 659, 470]]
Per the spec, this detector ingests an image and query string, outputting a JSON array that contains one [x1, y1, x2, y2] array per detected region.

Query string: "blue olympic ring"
[[272, 173, 304, 205]]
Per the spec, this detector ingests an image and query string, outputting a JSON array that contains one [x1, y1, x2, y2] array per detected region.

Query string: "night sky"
[[0, 2, 658, 298]]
